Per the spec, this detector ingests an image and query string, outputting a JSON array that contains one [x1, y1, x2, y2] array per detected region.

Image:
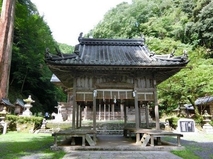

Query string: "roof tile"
[[45, 38, 189, 66]]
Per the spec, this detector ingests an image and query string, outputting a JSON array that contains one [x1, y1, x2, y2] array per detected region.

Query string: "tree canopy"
[[8, 0, 66, 114], [90, 0, 213, 115]]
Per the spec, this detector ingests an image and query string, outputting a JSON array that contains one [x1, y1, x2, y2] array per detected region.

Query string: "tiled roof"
[[15, 98, 25, 107], [45, 37, 189, 66], [0, 98, 15, 107], [195, 96, 213, 105], [45, 36, 189, 87]]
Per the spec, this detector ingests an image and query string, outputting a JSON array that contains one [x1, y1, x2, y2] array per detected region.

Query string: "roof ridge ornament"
[[78, 32, 83, 42], [55, 47, 64, 58], [45, 48, 52, 59], [149, 51, 155, 57], [140, 34, 145, 43], [183, 50, 188, 58]]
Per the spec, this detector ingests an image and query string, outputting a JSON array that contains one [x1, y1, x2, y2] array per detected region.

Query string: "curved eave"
[[47, 62, 188, 88], [45, 59, 189, 67]]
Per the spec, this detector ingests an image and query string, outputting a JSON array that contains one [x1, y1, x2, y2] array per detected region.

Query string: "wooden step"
[[141, 133, 150, 147], [86, 134, 95, 146]]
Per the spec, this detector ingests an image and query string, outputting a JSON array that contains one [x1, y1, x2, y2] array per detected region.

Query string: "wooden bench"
[[145, 131, 183, 147], [123, 127, 183, 147], [52, 129, 96, 146]]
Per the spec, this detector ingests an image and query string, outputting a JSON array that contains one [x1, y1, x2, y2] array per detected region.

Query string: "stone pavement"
[[62, 151, 182, 159], [60, 135, 183, 159], [60, 132, 213, 159]]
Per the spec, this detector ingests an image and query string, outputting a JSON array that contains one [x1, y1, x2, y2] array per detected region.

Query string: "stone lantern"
[[202, 110, 213, 133], [0, 107, 7, 134], [22, 95, 35, 116]]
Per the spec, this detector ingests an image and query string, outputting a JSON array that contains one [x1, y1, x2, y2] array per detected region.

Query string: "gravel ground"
[[165, 131, 213, 159]]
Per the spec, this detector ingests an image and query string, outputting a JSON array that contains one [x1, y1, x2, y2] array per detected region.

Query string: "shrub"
[[6, 115, 43, 132], [167, 117, 180, 129]]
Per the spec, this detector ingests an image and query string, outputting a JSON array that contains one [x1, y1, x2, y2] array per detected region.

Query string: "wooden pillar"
[[77, 104, 81, 128], [93, 90, 97, 143], [112, 104, 115, 120], [68, 91, 73, 121], [98, 103, 101, 121], [83, 106, 87, 120], [120, 103, 124, 120], [0, 0, 16, 99], [76, 104, 79, 128], [79, 106, 82, 127], [104, 103, 106, 121], [134, 89, 140, 144], [108, 104, 110, 120], [134, 90, 139, 129], [93, 90, 97, 132], [124, 106, 128, 126], [154, 80, 160, 130], [138, 102, 141, 125], [67, 90, 72, 103], [145, 103, 149, 128], [72, 79, 77, 129]]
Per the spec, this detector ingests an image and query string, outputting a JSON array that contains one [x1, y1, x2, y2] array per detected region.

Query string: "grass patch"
[[171, 148, 201, 159], [164, 136, 204, 159], [0, 132, 65, 159]]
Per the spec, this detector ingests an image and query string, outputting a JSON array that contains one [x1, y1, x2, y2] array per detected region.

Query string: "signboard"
[[177, 118, 196, 133], [180, 121, 195, 132]]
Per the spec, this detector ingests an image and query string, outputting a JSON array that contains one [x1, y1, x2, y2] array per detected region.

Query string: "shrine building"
[[45, 34, 189, 132]]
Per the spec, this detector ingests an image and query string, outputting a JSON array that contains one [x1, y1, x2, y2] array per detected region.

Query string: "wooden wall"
[[75, 75, 155, 102]]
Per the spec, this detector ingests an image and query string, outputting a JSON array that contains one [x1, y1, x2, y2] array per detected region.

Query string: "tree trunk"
[[187, 96, 200, 116], [21, 69, 28, 93], [0, 0, 16, 99]]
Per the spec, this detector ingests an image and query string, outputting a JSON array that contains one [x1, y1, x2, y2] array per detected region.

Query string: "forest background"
[[0, 0, 213, 117]]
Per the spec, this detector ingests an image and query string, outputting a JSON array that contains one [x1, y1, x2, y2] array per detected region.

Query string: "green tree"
[[9, 0, 66, 114], [90, 0, 213, 117], [58, 42, 74, 53]]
